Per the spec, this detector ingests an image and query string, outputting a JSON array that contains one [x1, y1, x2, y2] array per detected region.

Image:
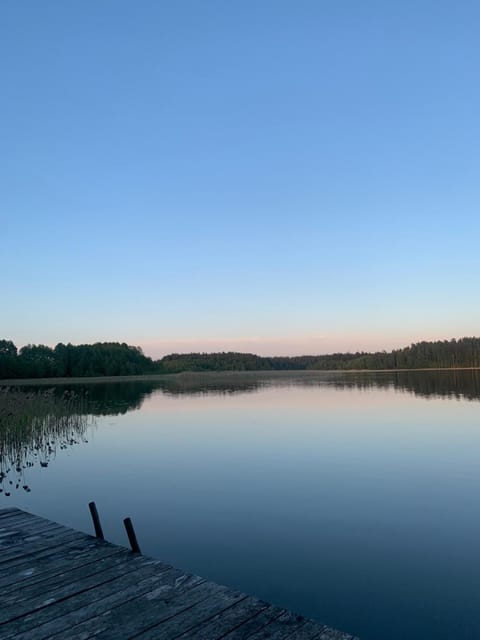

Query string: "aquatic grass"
[[0, 387, 94, 495]]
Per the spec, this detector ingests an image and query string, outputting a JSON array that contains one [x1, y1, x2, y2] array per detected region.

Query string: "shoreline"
[[2, 366, 480, 386]]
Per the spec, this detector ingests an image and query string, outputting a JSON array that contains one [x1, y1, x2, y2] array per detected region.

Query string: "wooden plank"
[[0, 532, 105, 570], [0, 514, 39, 530], [171, 594, 271, 640], [98, 584, 246, 640], [0, 543, 124, 590], [0, 507, 24, 519], [0, 522, 69, 549], [0, 510, 358, 640], [0, 510, 58, 527], [245, 611, 311, 639], [0, 530, 85, 568], [0, 507, 22, 514], [313, 628, 358, 640], [286, 621, 338, 640], [0, 507, 41, 520], [1, 548, 131, 603], [0, 554, 168, 624], [0, 513, 74, 534], [0, 512, 75, 534], [41, 572, 205, 640], [0, 515, 63, 535], [80, 581, 233, 639], [221, 606, 286, 639], [0, 566, 191, 640], [0, 530, 90, 565]]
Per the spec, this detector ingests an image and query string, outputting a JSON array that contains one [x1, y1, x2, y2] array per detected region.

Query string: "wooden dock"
[[0, 507, 357, 639]]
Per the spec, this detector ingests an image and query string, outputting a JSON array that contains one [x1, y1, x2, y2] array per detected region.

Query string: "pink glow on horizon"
[[139, 332, 453, 359]]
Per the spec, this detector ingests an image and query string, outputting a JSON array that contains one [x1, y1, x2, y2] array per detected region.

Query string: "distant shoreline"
[[2, 367, 480, 386], [2, 337, 479, 379]]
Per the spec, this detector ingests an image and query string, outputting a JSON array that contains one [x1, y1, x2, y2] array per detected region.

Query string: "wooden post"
[[123, 517, 141, 554], [88, 501, 104, 540]]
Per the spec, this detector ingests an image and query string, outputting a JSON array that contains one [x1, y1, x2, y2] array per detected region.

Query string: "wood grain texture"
[[0, 508, 358, 640]]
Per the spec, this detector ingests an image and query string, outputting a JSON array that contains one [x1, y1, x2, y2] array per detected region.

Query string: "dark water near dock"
[[2, 370, 480, 640]]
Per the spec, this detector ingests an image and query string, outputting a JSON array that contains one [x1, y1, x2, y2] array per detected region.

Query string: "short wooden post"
[[123, 517, 141, 554], [88, 501, 104, 540]]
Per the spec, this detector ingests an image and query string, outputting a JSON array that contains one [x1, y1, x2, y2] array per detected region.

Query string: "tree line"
[[0, 341, 156, 379], [1, 337, 480, 379]]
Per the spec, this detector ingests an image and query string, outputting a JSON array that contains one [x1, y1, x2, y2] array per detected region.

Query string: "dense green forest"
[[1, 337, 480, 379], [0, 341, 156, 379]]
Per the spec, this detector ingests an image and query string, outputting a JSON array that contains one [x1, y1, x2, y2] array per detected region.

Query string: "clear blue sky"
[[1, 1, 479, 357]]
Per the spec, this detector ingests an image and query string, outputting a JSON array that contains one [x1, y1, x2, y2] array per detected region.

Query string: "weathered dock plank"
[[221, 605, 286, 639], [0, 508, 358, 640], [171, 595, 272, 640], [128, 587, 248, 639], [2, 569, 196, 640], [0, 544, 124, 590], [0, 529, 88, 565]]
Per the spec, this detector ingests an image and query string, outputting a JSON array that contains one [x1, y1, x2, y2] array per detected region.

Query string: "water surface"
[[1, 370, 480, 640]]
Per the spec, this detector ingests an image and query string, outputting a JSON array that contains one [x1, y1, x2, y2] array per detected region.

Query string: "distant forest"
[[1, 337, 480, 379]]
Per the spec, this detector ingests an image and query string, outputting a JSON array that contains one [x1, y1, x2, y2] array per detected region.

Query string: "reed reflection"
[[9, 369, 480, 413], [0, 387, 94, 495], [3, 369, 480, 495]]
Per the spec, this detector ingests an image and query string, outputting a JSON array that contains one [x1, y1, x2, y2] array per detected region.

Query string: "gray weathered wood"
[[1, 548, 131, 604], [0, 521, 57, 542], [43, 572, 206, 640], [172, 594, 271, 640], [0, 523, 69, 550], [0, 532, 102, 570], [1, 554, 166, 623], [0, 530, 89, 565], [129, 588, 248, 639], [221, 605, 286, 639], [0, 507, 22, 516], [0, 509, 358, 640], [87, 581, 237, 639], [313, 629, 359, 640], [246, 610, 311, 639], [0, 510, 58, 528], [289, 621, 339, 639], [1, 566, 190, 640], [0, 543, 123, 590], [0, 508, 24, 520]]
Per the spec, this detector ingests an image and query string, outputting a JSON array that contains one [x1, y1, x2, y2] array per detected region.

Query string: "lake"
[[1, 370, 480, 639]]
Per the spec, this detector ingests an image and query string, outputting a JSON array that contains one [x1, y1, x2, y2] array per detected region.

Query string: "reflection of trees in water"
[[151, 370, 480, 402], [12, 370, 480, 418], [157, 372, 268, 397], [2, 370, 479, 496], [26, 375, 269, 410], [0, 387, 94, 495], [50, 382, 155, 415], [328, 369, 480, 402]]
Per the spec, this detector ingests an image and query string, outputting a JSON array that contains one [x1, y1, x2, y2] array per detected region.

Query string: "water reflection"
[[2, 370, 480, 639], [7, 369, 480, 415], [328, 369, 480, 401], [2, 369, 480, 496], [0, 370, 480, 496], [0, 387, 93, 495], [137, 368, 480, 403]]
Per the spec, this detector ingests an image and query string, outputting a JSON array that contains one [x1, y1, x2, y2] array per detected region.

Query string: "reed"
[[0, 387, 94, 495]]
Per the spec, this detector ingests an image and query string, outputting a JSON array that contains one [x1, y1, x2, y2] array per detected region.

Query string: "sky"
[[1, 1, 479, 358]]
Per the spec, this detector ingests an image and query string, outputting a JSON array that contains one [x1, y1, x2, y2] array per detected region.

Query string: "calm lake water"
[[2, 370, 480, 640]]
